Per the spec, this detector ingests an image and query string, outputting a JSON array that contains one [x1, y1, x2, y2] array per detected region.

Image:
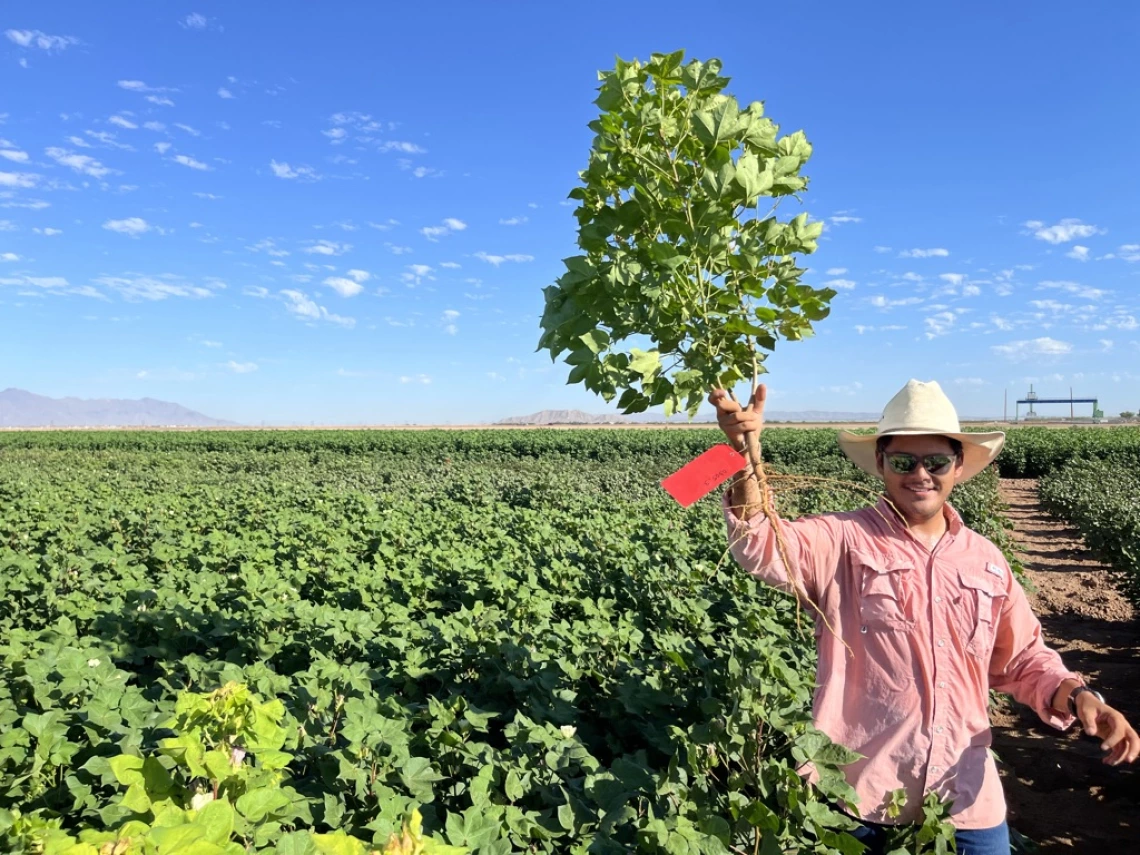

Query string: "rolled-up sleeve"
[[988, 568, 1081, 730], [723, 492, 843, 606]]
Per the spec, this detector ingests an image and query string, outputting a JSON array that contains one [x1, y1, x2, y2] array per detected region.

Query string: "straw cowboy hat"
[[837, 379, 1005, 483]]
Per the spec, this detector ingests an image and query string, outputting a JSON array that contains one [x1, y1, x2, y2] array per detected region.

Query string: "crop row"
[[3, 425, 1138, 476], [1039, 459, 1140, 604], [0, 437, 1004, 853]]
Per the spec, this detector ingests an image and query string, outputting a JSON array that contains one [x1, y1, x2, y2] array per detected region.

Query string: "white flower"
[[559, 725, 577, 738], [87, 658, 101, 668], [190, 792, 215, 810]]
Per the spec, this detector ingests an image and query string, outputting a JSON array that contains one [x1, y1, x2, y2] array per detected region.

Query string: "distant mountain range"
[[498, 408, 883, 425], [0, 388, 234, 428]]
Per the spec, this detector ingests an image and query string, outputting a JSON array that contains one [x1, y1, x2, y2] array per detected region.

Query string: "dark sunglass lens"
[[888, 454, 916, 474], [925, 455, 953, 475]]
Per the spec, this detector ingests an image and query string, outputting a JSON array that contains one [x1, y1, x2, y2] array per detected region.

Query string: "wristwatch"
[[1067, 685, 1105, 717]]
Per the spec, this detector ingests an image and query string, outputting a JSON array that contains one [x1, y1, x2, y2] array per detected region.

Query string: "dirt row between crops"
[[991, 479, 1139, 852]]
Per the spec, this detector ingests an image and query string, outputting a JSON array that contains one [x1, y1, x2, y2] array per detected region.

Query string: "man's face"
[[875, 434, 964, 525]]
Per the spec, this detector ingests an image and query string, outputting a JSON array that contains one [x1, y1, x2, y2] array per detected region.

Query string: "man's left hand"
[[1077, 695, 1140, 766]]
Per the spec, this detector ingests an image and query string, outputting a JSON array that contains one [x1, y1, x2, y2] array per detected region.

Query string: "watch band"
[[1067, 685, 1105, 717]]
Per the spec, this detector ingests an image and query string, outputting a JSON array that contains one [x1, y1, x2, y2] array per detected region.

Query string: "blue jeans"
[[849, 818, 1011, 855]]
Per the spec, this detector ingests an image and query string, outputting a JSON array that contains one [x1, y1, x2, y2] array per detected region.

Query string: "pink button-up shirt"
[[725, 494, 1080, 829]]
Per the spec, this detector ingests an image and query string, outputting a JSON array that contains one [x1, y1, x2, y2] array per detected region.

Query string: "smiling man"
[[709, 379, 1139, 855]]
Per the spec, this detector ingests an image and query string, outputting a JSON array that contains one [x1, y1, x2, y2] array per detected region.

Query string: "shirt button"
[[938, 639, 946, 647], [932, 766, 941, 774], [935, 596, 943, 604], [939, 681, 947, 689], [861, 626, 868, 634], [936, 725, 944, 734]]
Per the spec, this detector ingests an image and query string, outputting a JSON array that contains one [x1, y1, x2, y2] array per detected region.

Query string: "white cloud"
[[323, 128, 347, 142], [825, 267, 847, 275], [0, 149, 29, 163], [1066, 245, 1090, 261], [368, 219, 400, 231], [939, 273, 965, 286], [829, 215, 862, 224], [953, 377, 986, 386], [154, 142, 172, 155], [94, 273, 224, 300], [402, 264, 434, 286], [243, 286, 270, 298], [193, 191, 221, 200], [991, 337, 1073, 360], [399, 374, 432, 384], [499, 216, 528, 226], [322, 276, 364, 297], [1024, 218, 1102, 244], [172, 154, 211, 171], [1100, 339, 1114, 352], [146, 95, 175, 107], [280, 289, 355, 327], [824, 278, 856, 290], [102, 217, 151, 237], [108, 115, 138, 130], [269, 159, 319, 180], [227, 361, 258, 373], [143, 122, 166, 132], [475, 251, 534, 266], [174, 123, 200, 137], [1039, 280, 1107, 300], [420, 218, 467, 241], [387, 244, 412, 255], [45, 147, 112, 178], [379, 141, 426, 154], [5, 29, 79, 51], [961, 284, 981, 297], [869, 295, 922, 308], [1, 252, 18, 262], [924, 311, 957, 339], [33, 227, 62, 236], [0, 171, 38, 188], [899, 248, 950, 258], [0, 220, 15, 231], [66, 135, 91, 148], [217, 87, 234, 99], [303, 239, 350, 256], [83, 130, 133, 151], [440, 261, 461, 269], [1118, 244, 1140, 263], [118, 80, 177, 94], [1030, 299, 1070, 311], [345, 269, 371, 283], [181, 13, 209, 29], [873, 246, 892, 254]]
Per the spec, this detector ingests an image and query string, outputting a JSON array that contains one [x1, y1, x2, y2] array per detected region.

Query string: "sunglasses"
[[883, 452, 957, 476]]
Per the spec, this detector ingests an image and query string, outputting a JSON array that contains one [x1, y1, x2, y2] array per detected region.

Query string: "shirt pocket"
[[956, 569, 1008, 660], [854, 551, 915, 633]]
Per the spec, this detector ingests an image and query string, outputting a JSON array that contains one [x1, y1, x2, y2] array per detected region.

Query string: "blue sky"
[[1, 2, 1138, 424]]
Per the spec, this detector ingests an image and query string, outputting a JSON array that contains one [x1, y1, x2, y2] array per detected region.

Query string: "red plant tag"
[[660, 444, 748, 508]]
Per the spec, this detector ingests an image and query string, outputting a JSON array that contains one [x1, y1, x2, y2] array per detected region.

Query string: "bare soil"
[[991, 479, 1139, 852]]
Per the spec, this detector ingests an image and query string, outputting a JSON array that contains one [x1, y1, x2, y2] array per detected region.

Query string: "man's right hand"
[[708, 385, 767, 449]]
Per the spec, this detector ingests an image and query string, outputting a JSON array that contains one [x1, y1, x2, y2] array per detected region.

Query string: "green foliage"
[[0, 683, 461, 855], [987, 426, 1140, 478], [0, 429, 1034, 852], [1039, 458, 1140, 603], [538, 51, 834, 416]]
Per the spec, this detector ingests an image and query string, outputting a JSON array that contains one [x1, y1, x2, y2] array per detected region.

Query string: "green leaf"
[[195, 797, 235, 844], [628, 349, 661, 380], [579, 329, 610, 355], [692, 98, 740, 148], [120, 782, 151, 814], [398, 757, 443, 801], [109, 754, 145, 787], [235, 788, 292, 823]]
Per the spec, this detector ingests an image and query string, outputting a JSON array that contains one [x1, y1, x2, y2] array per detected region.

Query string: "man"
[[709, 379, 1139, 855]]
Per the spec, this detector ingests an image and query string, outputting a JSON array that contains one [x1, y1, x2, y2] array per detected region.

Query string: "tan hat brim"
[[837, 430, 1006, 482]]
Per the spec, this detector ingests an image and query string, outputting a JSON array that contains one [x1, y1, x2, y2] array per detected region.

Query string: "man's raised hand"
[[708, 385, 767, 451]]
